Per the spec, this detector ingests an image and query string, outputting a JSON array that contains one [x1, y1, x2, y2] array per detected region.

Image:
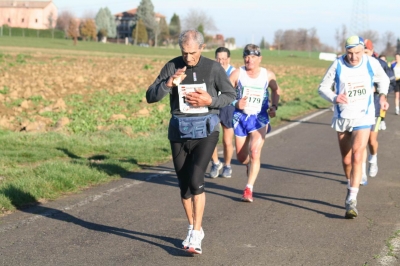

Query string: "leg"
[[222, 125, 234, 166], [211, 147, 219, 164], [246, 127, 267, 186], [235, 135, 250, 165], [349, 129, 370, 188], [337, 131, 352, 181], [395, 91, 399, 114], [368, 130, 379, 177]]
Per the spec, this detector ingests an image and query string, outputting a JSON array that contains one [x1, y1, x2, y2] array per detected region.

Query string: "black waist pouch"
[[172, 114, 220, 139]]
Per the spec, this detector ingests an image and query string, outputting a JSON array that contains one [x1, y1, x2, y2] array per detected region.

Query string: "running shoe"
[[360, 174, 368, 186], [345, 199, 358, 219], [209, 161, 222, 178], [369, 161, 378, 177], [241, 187, 253, 202], [186, 228, 205, 255], [221, 165, 232, 178], [380, 121, 386, 130], [182, 225, 192, 249]]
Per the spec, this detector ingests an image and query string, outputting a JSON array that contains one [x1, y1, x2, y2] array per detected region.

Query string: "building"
[[114, 8, 165, 39], [0, 0, 57, 29]]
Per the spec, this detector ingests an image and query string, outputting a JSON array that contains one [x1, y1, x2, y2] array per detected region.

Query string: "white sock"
[[369, 154, 377, 163], [246, 184, 253, 191], [188, 224, 193, 230], [348, 187, 359, 202], [347, 179, 351, 189], [362, 162, 366, 176], [213, 160, 220, 165]]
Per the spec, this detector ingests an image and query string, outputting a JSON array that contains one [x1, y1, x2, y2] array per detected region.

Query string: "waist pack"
[[172, 114, 220, 139]]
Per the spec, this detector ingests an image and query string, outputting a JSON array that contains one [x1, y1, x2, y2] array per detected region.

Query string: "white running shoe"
[[182, 225, 193, 249], [186, 228, 204, 255], [369, 161, 378, 177], [380, 121, 386, 130]]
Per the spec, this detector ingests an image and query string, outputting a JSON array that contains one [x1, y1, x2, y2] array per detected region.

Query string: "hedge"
[[1, 25, 65, 39]]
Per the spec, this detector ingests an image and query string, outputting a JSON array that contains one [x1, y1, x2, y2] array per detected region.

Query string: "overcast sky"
[[53, 0, 400, 52]]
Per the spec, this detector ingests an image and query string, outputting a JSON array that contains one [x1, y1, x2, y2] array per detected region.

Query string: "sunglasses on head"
[[243, 49, 261, 57]]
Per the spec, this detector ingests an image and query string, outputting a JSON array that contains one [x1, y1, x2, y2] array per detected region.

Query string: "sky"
[[53, 0, 400, 53]]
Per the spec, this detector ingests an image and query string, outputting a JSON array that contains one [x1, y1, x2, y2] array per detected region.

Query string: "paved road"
[[1, 104, 399, 266]]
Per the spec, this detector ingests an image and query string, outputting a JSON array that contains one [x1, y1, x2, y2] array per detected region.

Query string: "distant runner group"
[[147, 30, 395, 255]]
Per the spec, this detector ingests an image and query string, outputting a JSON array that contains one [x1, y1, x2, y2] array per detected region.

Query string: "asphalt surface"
[[1, 102, 399, 266]]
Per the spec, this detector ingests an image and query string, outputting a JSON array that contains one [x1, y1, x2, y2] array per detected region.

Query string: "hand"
[[268, 106, 277, 118], [236, 97, 248, 110], [335, 93, 348, 104], [380, 99, 389, 111], [185, 88, 212, 107], [166, 66, 187, 88]]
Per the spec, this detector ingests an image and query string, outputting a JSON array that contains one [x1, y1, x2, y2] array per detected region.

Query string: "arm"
[[228, 68, 247, 109], [208, 63, 236, 108], [371, 58, 390, 110], [318, 61, 340, 104], [267, 71, 281, 118], [146, 62, 186, 104]]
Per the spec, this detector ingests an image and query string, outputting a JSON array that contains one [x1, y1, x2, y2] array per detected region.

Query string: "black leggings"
[[170, 131, 219, 199]]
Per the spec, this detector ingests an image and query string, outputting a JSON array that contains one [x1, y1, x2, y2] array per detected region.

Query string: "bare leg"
[[211, 147, 219, 164], [181, 197, 193, 225], [192, 193, 205, 231], [222, 126, 234, 166], [349, 129, 370, 187], [337, 131, 352, 181], [246, 127, 267, 186], [368, 131, 378, 155]]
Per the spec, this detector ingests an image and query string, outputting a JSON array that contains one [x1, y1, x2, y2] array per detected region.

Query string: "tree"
[[169, 13, 181, 45], [95, 7, 117, 40], [335, 24, 347, 53], [158, 17, 169, 46], [260, 37, 266, 49], [132, 19, 148, 44], [182, 9, 217, 34], [56, 11, 74, 36], [381, 31, 396, 56], [104, 7, 117, 38], [197, 24, 205, 36], [67, 18, 79, 45], [136, 0, 157, 46], [80, 19, 97, 41], [274, 30, 284, 53], [359, 30, 379, 45]]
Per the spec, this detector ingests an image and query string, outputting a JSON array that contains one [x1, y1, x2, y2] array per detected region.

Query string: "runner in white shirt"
[[229, 44, 281, 202], [318, 36, 389, 219]]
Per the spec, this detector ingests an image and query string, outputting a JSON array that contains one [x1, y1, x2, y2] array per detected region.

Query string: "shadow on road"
[[4, 185, 192, 257]]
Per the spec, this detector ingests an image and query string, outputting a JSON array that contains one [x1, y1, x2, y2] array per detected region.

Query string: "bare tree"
[[335, 24, 347, 53], [381, 31, 396, 56], [56, 11, 75, 36], [273, 29, 284, 53], [359, 29, 379, 44], [67, 18, 79, 45], [47, 11, 56, 38], [182, 9, 218, 34]]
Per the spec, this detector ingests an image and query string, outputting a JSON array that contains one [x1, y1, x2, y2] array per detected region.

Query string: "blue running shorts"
[[233, 111, 270, 137]]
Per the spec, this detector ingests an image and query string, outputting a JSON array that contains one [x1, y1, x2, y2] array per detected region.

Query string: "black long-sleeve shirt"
[[147, 56, 236, 116], [147, 55, 236, 141]]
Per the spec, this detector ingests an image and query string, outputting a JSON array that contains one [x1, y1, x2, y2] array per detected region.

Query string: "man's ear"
[[200, 44, 206, 50]]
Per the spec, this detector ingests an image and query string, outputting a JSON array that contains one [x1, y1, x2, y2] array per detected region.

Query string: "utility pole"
[[350, 0, 369, 36]]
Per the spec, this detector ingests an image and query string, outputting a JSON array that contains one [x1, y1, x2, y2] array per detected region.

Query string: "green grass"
[[0, 36, 332, 214]]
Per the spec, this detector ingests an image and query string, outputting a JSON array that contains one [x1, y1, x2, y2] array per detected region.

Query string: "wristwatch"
[[271, 104, 278, 110]]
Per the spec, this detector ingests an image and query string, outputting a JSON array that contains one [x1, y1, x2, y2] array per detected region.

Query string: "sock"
[[225, 165, 231, 168], [246, 184, 253, 191], [348, 187, 359, 202], [369, 154, 377, 163], [213, 160, 220, 165], [362, 162, 366, 176], [347, 179, 351, 189], [188, 224, 193, 230]]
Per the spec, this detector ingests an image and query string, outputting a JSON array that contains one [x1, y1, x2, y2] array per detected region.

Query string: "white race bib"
[[242, 86, 264, 114], [339, 76, 369, 119], [178, 83, 208, 114]]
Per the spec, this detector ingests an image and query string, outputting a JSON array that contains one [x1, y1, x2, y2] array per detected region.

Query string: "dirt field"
[[0, 50, 326, 133]]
